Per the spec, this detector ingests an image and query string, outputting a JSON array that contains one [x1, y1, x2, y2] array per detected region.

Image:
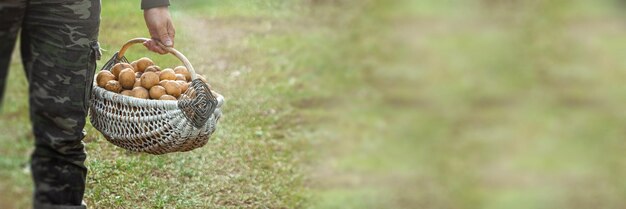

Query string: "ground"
[[1, 0, 626, 208]]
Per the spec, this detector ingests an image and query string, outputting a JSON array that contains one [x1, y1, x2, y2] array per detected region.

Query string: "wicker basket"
[[89, 38, 224, 154]]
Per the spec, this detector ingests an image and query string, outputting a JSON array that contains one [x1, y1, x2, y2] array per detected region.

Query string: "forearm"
[[142, 0, 175, 52], [141, 0, 170, 10]]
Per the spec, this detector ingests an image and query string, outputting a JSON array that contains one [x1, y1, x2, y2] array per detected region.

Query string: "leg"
[[20, 0, 100, 208], [0, 0, 27, 108]]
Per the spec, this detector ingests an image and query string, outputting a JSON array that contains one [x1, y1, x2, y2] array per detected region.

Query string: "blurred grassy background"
[[2, 0, 626, 208]]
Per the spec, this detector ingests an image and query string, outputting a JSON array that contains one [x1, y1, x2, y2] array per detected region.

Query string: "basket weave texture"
[[89, 38, 223, 154]]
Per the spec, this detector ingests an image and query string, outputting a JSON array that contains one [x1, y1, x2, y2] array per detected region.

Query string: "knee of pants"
[[31, 107, 87, 154]]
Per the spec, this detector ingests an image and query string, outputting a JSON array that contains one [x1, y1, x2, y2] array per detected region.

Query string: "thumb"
[[158, 28, 173, 47]]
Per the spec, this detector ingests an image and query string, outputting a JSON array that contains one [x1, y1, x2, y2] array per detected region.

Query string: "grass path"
[[0, 1, 419, 208], [5, 1, 626, 208], [0, 3, 313, 208], [80, 12, 316, 207]]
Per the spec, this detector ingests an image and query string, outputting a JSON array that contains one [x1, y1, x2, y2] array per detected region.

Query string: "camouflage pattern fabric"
[[0, 0, 100, 208]]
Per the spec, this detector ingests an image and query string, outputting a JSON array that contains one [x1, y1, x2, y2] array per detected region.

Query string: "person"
[[0, 0, 175, 208]]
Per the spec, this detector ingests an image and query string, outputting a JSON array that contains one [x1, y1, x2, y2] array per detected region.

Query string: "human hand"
[[143, 6, 175, 54]]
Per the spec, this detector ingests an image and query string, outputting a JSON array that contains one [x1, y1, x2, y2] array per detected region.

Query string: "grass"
[[2, 0, 626, 208]]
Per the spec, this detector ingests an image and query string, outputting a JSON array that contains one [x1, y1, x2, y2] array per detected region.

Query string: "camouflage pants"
[[0, 0, 100, 208]]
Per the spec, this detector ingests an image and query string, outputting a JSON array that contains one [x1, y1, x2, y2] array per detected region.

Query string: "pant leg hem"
[[33, 201, 87, 209]]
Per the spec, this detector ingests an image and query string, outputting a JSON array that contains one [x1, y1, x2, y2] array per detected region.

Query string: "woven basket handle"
[[117, 38, 199, 80]]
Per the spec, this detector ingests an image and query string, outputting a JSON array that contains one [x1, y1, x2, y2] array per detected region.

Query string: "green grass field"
[[1, 0, 626, 208]]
